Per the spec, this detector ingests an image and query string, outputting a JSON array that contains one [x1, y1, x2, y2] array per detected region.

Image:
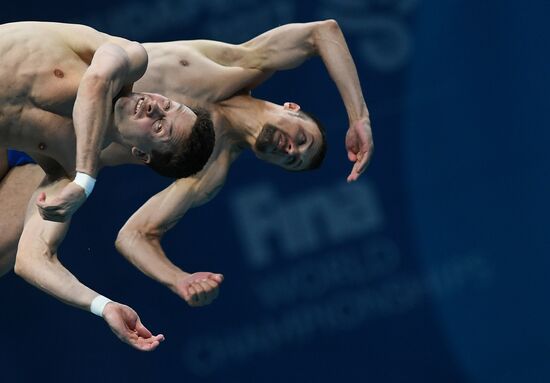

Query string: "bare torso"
[[129, 42, 249, 184], [1, 32, 250, 187], [0, 22, 122, 175]]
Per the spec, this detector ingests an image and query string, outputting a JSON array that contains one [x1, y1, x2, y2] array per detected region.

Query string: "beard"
[[254, 124, 277, 153]]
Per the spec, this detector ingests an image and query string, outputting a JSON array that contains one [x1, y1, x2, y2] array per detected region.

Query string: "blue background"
[[1, 1, 548, 382]]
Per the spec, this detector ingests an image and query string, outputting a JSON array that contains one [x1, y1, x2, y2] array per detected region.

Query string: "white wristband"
[[90, 295, 112, 317], [73, 172, 96, 198]]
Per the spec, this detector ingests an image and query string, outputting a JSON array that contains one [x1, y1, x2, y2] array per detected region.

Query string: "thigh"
[[0, 164, 45, 277]]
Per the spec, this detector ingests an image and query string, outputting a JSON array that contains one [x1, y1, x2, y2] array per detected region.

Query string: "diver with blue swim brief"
[[7, 150, 36, 168]]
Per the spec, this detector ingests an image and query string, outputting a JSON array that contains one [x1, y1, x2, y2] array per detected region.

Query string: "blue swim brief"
[[7, 150, 36, 168]]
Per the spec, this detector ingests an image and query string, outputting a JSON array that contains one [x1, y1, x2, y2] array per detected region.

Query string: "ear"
[[283, 102, 301, 112], [131, 147, 151, 164]]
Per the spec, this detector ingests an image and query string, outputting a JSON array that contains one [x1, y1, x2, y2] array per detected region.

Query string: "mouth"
[[134, 97, 145, 117]]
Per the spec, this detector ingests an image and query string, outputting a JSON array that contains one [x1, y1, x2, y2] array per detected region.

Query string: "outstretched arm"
[[115, 155, 229, 307], [17, 178, 164, 351], [37, 40, 148, 221]]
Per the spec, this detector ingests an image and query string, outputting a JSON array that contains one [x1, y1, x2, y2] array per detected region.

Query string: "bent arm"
[[37, 41, 148, 222], [115, 181, 195, 291], [16, 180, 101, 310], [74, 41, 148, 178], [243, 20, 369, 121], [245, 20, 373, 180], [16, 179, 164, 350], [186, 20, 368, 120], [116, 155, 229, 296]]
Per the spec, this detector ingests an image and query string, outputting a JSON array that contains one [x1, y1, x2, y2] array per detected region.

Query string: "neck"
[[217, 95, 280, 149], [107, 127, 126, 149]]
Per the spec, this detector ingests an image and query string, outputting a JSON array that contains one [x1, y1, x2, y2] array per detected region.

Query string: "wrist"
[[90, 295, 113, 317], [73, 172, 96, 197], [170, 271, 191, 292]]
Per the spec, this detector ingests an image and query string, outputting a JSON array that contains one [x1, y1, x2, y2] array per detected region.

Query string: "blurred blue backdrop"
[[1, 1, 548, 382]]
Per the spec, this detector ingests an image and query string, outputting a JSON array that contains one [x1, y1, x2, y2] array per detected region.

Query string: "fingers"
[[135, 319, 153, 338], [37, 207, 68, 222], [193, 283, 207, 303], [39, 211, 67, 222], [209, 273, 224, 283], [179, 272, 224, 307], [347, 148, 373, 183], [130, 333, 165, 352], [123, 316, 165, 352], [185, 280, 220, 307], [200, 280, 219, 303], [36, 195, 68, 222]]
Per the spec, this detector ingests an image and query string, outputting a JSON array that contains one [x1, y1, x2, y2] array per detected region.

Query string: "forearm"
[[116, 229, 187, 292], [16, 182, 106, 312], [15, 247, 98, 311], [247, 20, 369, 121], [73, 42, 145, 177], [73, 75, 115, 177], [313, 20, 369, 122]]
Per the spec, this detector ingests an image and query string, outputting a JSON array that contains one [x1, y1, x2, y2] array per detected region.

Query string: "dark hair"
[[299, 110, 327, 170], [148, 107, 215, 178]]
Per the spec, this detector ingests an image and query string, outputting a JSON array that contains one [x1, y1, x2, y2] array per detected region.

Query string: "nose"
[[145, 99, 162, 117], [286, 140, 298, 154]]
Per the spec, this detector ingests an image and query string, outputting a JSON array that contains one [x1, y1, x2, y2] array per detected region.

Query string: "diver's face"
[[114, 92, 196, 158], [253, 102, 323, 170]]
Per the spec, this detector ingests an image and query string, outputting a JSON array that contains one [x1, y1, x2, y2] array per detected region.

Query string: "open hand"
[[36, 182, 87, 222], [103, 302, 165, 351], [176, 272, 224, 307], [345, 117, 374, 182]]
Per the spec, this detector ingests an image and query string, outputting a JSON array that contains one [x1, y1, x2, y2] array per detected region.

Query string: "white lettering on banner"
[[254, 237, 400, 308], [182, 251, 493, 376], [318, 0, 419, 72], [230, 180, 385, 269]]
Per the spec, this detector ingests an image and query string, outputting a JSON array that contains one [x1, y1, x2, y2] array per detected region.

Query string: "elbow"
[[14, 238, 57, 281], [13, 251, 35, 280], [115, 228, 134, 256], [318, 19, 341, 37], [322, 19, 339, 29], [125, 41, 148, 80], [311, 19, 342, 53], [115, 226, 162, 257]]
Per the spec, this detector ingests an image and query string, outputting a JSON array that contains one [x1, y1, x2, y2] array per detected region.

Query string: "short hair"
[[148, 107, 215, 178], [299, 110, 327, 170]]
